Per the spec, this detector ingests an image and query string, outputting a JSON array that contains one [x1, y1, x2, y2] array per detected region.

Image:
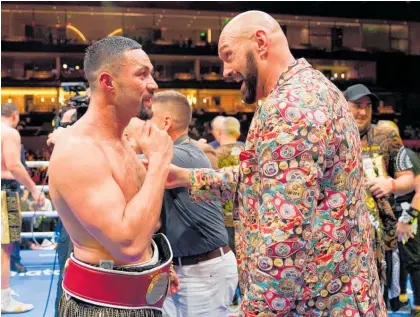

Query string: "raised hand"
[[130, 118, 173, 167]]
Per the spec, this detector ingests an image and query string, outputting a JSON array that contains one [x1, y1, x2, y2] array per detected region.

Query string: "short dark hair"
[[1, 103, 18, 117], [152, 90, 192, 132], [84, 36, 142, 90]]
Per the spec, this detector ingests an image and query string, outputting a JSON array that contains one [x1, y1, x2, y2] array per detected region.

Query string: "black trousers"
[[398, 222, 420, 306], [395, 206, 420, 306]]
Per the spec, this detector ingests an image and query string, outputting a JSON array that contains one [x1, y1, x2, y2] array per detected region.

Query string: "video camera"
[[53, 83, 89, 129]]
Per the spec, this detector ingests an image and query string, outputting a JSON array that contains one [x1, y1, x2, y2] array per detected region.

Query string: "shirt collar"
[[267, 58, 313, 98], [174, 134, 190, 145]]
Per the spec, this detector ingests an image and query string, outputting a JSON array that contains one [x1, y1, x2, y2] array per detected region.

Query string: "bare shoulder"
[[49, 135, 109, 189], [1, 125, 20, 140]]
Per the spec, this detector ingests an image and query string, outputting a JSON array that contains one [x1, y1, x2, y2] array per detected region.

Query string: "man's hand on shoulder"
[[47, 127, 67, 146]]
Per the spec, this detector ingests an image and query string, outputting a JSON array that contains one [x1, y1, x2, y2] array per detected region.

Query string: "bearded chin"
[[242, 51, 258, 105], [243, 78, 257, 104], [138, 104, 153, 120]]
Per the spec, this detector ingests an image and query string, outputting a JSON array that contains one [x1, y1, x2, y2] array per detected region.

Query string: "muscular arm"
[[50, 144, 169, 263], [413, 174, 420, 211], [393, 170, 415, 196], [368, 129, 414, 198], [389, 129, 414, 195], [3, 129, 38, 193]]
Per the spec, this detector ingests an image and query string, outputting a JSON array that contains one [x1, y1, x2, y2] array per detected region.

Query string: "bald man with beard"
[[163, 11, 387, 316]]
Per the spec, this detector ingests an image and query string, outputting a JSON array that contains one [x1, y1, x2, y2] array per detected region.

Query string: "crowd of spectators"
[[25, 147, 51, 185], [189, 110, 252, 143], [402, 124, 420, 140]]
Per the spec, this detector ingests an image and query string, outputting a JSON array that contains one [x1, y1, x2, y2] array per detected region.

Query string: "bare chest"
[[105, 144, 146, 202]]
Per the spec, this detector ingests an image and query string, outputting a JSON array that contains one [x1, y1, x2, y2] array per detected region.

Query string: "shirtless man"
[[48, 36, 174, 317], [1, 102, 45, 313]]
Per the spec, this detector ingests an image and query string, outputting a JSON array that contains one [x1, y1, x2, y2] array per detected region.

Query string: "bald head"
[[221, 11, 282, 39], [211, 115, 225, 131], [218, 10, 294, 104], [221, 117, 241, 138]]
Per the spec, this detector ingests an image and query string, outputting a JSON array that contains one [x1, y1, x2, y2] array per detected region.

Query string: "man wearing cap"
[[344, 84, 414, 310]]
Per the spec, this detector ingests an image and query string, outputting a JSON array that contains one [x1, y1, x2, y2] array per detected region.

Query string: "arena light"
[[75, 65, 80, 70], [63, 64, 68, 69], [1, 88, 58, 96], [7, 98, 12, 103], [66, 25, 87, 42], [107, 28, 123, 37], [186, 95, 194, 106]]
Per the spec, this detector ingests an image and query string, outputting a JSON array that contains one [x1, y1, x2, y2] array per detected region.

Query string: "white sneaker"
[[1, 296, 34, 313]]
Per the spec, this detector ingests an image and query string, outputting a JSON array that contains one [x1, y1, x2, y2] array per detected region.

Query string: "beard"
[[138, 96, 153, 120], [241, 51, 259, 105], [138, 104, 153, 120]]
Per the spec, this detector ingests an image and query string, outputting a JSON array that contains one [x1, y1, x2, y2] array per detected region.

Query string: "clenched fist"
[[130, 118, 173, 167]]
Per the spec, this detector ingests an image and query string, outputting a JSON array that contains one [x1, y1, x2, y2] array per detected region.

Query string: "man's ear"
[[255, 30, 268, 59], [164, 116, 172, 132], [13, 112, 19, 123], [98, 72, 114, 93]]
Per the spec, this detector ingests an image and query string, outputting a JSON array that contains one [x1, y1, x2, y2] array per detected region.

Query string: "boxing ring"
[[20, 161, 57, 240], [12, 161, 413, 317]]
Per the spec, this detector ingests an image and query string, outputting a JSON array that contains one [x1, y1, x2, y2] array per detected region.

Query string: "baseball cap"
[[343, 84, 379, 112]]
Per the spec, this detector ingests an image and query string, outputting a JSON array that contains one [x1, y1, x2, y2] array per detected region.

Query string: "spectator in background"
[[344, 84, 415, 311], [215, 116, 245, 253], [207, 115, 225, 149]]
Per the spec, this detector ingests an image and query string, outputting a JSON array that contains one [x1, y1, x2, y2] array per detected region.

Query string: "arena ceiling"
[[4, 1, 420, 23]]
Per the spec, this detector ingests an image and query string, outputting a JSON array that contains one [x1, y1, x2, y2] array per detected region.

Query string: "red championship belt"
[[63, 236, 172, 310]]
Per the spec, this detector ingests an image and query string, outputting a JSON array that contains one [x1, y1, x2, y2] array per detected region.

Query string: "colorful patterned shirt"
[[188, 59, 387, 316]]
